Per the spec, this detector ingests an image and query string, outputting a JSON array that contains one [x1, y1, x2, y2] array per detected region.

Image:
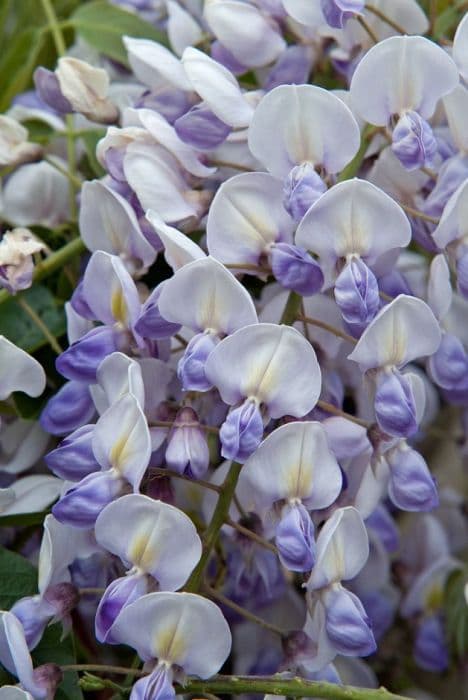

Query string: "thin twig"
[[150, 468, 222, 493], [297, 314, 357, 345], [151, 419, 219, 435], [365, 4, 406, 34], [205, 585, 283, 637], [226, 517, 277, 554], [399, 202, 439, 225], [356, 14, 379, 43], [317, 400, 370, 428]]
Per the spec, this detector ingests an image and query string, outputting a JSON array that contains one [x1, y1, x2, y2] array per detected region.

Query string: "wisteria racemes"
[[0, 1, 467, 700]]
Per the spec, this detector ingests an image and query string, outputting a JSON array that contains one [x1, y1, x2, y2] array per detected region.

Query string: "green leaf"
[[80, 129, 106, 177], [0, 547, 37, 609], [70, 0, 168, 66], [0, 27, 44, 111], [33, 625, 83, 700], [0, 510, 49, 528], [0, 284, 66, 353], [444, 568, 468, 660]]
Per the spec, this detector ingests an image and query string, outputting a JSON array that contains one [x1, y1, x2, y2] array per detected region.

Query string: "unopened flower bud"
[[0, 227, 46, 293], [55, 58, 119, 124], [0, 115, 42, 168]]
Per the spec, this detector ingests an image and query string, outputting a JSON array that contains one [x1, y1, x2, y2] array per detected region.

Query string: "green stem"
[[184, 461, 243, 592], [17, 296, 63, 355], [338, 124, 375, 182], [280, 291, 302, 325], [61, 668, 411, 700], [0, 237, 86, 307], [44, 156, 82, 189], [179, 675, 412, 700], [39, 0, 78, 219]]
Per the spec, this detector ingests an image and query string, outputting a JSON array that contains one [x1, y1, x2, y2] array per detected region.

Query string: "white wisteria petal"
[[0, 687, 33, 700], [248, 84, 360, 178], [362, 0, 428, 39], [0, 336, 46, 399], [238, 422, 342, 513], [282, 0, 325, 27], [79, 181, 155, 271], [123, 107, 215, 177], [453, 13, 468, 83], [167, 0, 203, 56], [145, 210, 205, 270], [207, 172, 294, 265], [427, 254, 452, 321], [123, 36, 192, 91], [92, 352, 145, 415], [158, 257, 258, 334], [295, 178, 411, 280], [306, 507, 369, 590], [83, 251, 140, 328], [432, 179, 468, 249], [182, 48, 254, 128], [0, 475, 61, 516], [124, 141, 198, 223], [350, 36, 459, 125], [347, 295, 442, 371], [95, 494, 201, 589], [205, 323, 321, 417], [0, 419, 49, 475], [204, 0, 286, 68], [110, 591, 232, 675], [56, 57, 118, 123], [92, 393, 151, 488], [0, 612, 44, 698], [443, 84, 468, 154]]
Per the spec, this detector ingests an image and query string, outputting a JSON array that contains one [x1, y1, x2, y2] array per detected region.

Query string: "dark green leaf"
[[0, 284, 66, 353], [33, 625, 83, 700], [0, 547, 37, 609], [0, 28, 44, 111], [444, 568, 468, 659], [0, 510, 49, 528], [80, 129, 106, 177], [12, 391, 48, 420], [70, 0, 168, 66]]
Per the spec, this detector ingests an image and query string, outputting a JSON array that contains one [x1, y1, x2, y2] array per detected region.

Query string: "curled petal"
[[350, 35, 459, 126], [307, 507, 369, 590], [276, 502, 316, 572], [207, 172, 294, 266], [158, 257, 258, 334], [334, 258, 379, 326], [205, 323, 321, 418], [40, 380, 95, 436], [347, 295, 441, 372], [374, 369, 418, 438], [323, 586, 376, 657], [109, 592, 232, 676], [123, 37, 192, 92], [52, 470, 124, 529], [271, 243, 324, 296], [453, 13, 468, 83], [386, 446, 438, 512], [95, 494, 202, 588], [219, 398, 264, 462], [0, 336, 45, 399], [391, 111, 437, 171], [95, 574, 149, 643], [248, 84, 360, 178], [427, 254, 452, 321]]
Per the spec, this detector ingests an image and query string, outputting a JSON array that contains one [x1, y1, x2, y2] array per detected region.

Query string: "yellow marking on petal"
[[425, 584, 443, 613], [110, 434, 129, 471], [111, 288, 127, 325], [129, 530, 157, 572], [156, 623, 186, 664]]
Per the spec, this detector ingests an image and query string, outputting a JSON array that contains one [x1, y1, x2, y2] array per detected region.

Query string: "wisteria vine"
[[0, 1, 466, 700]]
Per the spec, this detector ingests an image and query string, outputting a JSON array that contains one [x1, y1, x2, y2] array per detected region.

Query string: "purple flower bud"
[[56, 326, 119, 383], [334, 258, 380, 326], [264, 46, 313, 92], [43, 582, 80, 620], [414, 615, 449, 672], [95, 574, 149, 643], [32, 663, 63, 698], [275, 502, 315, 572], [52, 470, 125, 528], [360, 591, 396, 641], [374, 370, 417, 438], [387, 446, 438, 512], [220, 399, 264, 463], [283, 164, 327, 222], [456, 248, 468, 299], [40, 380, 95, 436], [33, 67, 73, 114], [70, 281, 95, 321], [11, 596, 54, 650], [392, 111, 437, 171], [271, 243, 324, 296], [281, 630, 318, 670], [321, 0, 364, 28], [324, 586, 376, 656], [178, 332, 219, 392], [428, 333, 468, 391], [174, 105, 232, 150], [131, 664, 175, 700], [45, 424, 98, 481], [165, 407, 210, 479], [135, 287, 182, 340], [134, 88, 192, 124], [211, 41, 248, 75]]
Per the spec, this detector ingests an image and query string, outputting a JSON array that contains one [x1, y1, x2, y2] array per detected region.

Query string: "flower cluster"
[[0, 1, 467, 699]]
